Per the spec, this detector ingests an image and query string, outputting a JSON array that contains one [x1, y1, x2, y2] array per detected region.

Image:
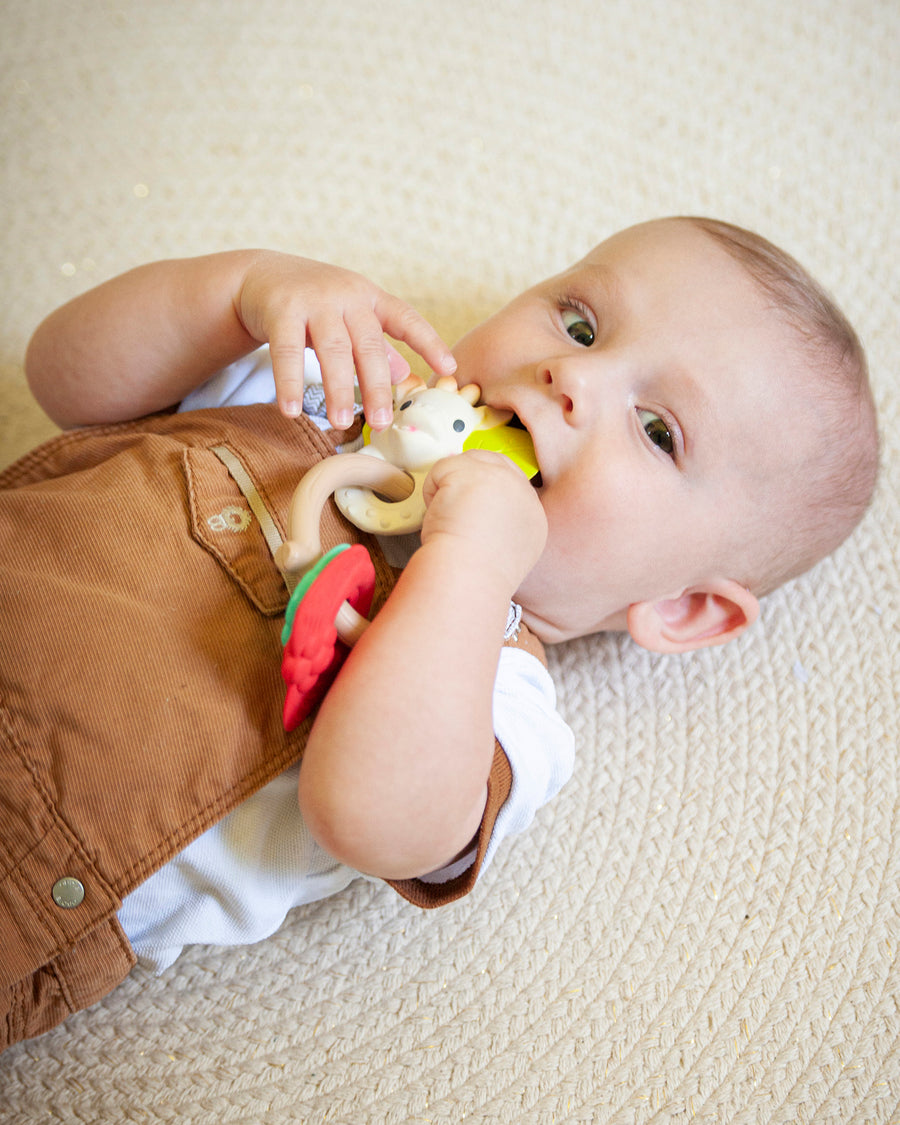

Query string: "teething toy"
[[278, 375, 538, 730], [333, 376, 534, 534], [281, 544, 375, 730]]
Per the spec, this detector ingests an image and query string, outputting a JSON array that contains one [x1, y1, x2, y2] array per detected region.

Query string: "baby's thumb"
[[385, 343, 411, 383]]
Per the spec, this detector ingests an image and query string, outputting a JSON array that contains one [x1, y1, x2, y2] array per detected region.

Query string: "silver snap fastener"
[[52, 877, 85, 909]]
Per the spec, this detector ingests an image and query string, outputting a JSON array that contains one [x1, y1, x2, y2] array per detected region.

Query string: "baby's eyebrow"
[[665, 366, 708, 462], [575, 261, 622, 309]]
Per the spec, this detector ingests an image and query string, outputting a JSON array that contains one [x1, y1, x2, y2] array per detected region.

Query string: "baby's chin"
[[517, 605, 596, 646], [518, 587, 629, 645]]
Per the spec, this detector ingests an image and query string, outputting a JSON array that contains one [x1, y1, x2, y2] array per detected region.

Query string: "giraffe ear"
[[392, 374, 427, 402], [476, 405, 513, 429], [456, 382, 482, 405]]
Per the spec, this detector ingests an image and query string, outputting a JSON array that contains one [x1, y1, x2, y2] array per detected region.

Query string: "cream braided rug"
[[1, 2, 898, 1122]]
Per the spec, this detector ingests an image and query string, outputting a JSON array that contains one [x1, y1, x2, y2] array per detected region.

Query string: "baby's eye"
[[561, 308, 595, 347], [638, 409, 675, 457]]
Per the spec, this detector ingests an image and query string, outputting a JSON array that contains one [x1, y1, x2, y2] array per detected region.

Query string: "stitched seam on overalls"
[[209, 444, 287, 580]]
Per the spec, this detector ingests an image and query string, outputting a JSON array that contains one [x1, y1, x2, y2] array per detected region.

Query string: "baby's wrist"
[[417, 530, 531, 603]]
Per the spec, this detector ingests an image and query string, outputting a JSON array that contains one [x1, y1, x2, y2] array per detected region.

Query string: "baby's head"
[[452, 216, 878, 647]]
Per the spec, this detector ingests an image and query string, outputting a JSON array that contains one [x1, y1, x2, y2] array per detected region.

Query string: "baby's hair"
[[680, 216, 879, 595]]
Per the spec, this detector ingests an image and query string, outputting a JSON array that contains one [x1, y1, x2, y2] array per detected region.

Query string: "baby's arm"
[[24, 251, 456, 429], [298, 451, 549, 881]]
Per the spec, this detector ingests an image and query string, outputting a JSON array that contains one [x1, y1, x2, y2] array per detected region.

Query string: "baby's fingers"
[[267, 338, 310, 418], [342, 306, 398, 430], [374, 292, 457, 381], [308, 315, 366, 430], [385, 343, 411, 384]]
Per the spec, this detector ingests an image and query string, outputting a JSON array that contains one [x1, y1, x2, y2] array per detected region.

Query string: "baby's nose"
[[539, 355, 597, 427]]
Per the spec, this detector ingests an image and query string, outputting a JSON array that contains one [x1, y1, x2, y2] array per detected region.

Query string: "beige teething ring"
[[274, 453, 414, 581]]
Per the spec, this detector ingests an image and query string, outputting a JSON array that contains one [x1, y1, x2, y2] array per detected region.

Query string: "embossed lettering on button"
[[52, 877, 85, 909]]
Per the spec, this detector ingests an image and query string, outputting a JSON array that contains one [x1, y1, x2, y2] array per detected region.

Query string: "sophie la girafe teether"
[[277, 375, 539, 730]]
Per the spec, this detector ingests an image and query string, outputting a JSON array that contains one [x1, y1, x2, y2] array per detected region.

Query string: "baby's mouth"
[[508, 413, 543, 488]]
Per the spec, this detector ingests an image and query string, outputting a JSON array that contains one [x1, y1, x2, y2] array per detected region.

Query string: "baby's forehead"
[[571, 223, 768, 314], [704, 355, 836, 502], [580, 216, 718, 263]]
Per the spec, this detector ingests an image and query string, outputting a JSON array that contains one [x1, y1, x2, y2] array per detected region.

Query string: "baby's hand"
[[236, 253, 457, 429], [421, 451, 548, 595]]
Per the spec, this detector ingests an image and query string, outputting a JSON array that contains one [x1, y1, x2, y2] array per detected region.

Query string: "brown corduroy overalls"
[[0, 405, 531, 1050]]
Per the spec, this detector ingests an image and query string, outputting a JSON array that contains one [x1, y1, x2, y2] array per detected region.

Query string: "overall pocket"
[[182, 444, 290, 617]]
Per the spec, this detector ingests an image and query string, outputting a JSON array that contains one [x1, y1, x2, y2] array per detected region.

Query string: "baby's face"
[[452, 219, 815, 643]]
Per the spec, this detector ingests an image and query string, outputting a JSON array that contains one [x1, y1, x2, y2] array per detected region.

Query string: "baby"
[[2, 216, 878, 1049]]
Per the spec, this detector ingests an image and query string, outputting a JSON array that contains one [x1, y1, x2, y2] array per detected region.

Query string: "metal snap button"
[[52, 877, 85, 909]]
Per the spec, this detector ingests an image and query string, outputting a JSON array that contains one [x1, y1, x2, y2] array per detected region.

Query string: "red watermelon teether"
[[281, 544, 375, 731]]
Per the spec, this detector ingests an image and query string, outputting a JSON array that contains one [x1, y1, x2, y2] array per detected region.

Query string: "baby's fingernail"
[[283, 399, 302, 417], [334, 409, 353, 429], [441, 353, 458, 373], [371, 407, 392, 428]]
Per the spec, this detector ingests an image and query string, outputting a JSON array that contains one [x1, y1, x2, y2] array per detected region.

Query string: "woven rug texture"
[[1, 2, 898, 1122]]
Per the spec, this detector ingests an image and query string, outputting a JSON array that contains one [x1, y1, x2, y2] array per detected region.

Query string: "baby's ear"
[[626, 580, 759, 654]]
